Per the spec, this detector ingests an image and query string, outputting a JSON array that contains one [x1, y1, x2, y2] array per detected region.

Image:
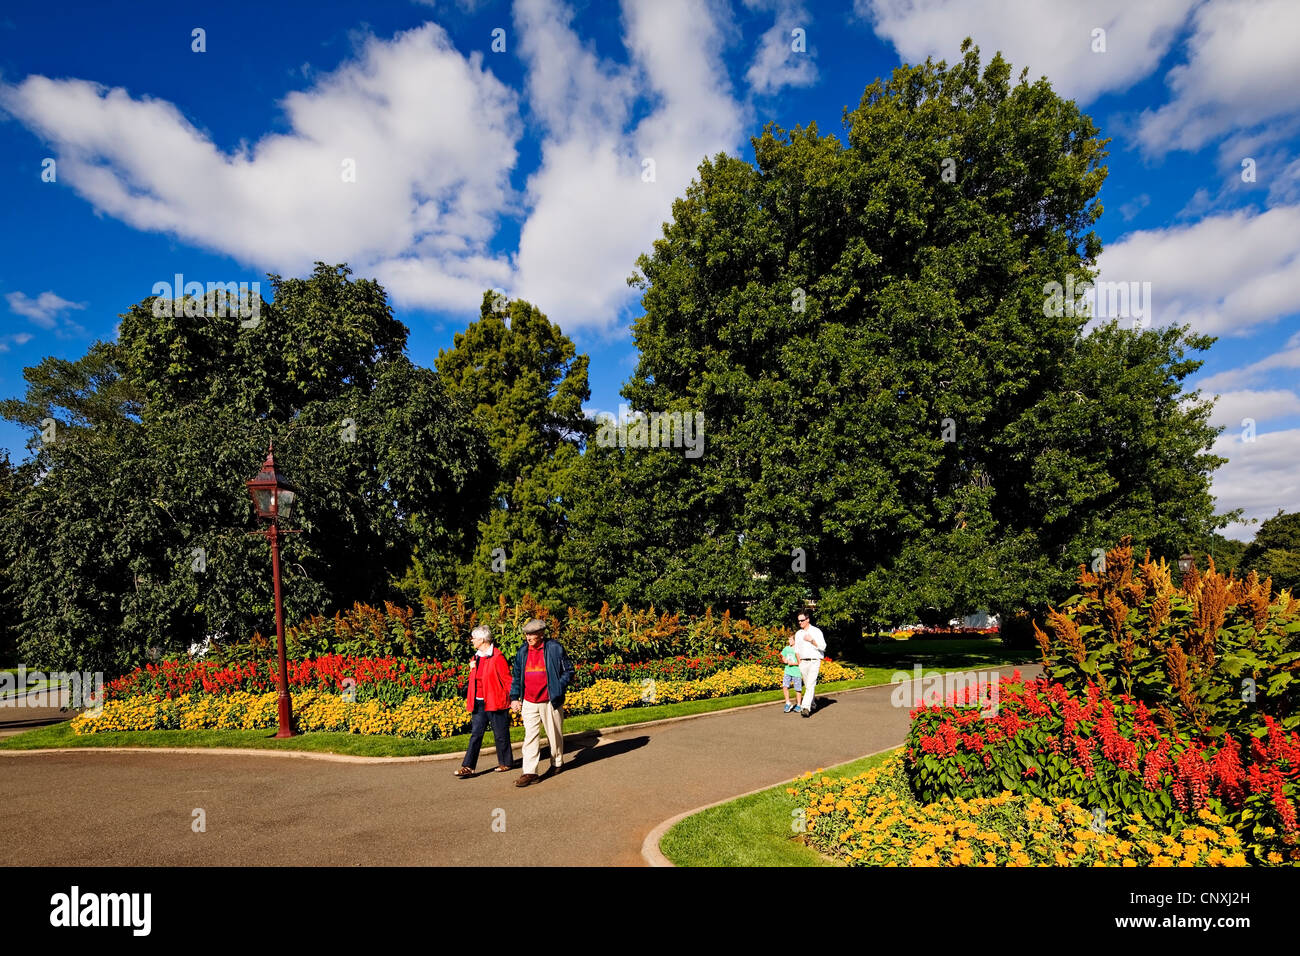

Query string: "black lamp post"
[[246, 441, 299, 738]]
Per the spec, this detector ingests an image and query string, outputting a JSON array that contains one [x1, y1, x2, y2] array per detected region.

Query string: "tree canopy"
[[431, 292, 592, 608], [1, 263, 487, 671], [563, 42, 1225, 633], [1239, 510, 1300, 593]]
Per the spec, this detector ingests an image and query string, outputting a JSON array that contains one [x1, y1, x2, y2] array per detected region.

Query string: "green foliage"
[[1240, 510, 1300, 593], [1196, 533, 1247, 577], [1, 264, 488, 673], [0, 451, 21, 664], [563, 41, 1225, 633], [433, 293, 592, 608]]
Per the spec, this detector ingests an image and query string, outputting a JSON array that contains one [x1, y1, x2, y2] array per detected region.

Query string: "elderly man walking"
[[794, 611, 826, 718], [509, 618, 575, 787]]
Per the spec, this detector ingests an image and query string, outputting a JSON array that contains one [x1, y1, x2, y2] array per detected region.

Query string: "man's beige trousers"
[[521, 698, 564, 774]]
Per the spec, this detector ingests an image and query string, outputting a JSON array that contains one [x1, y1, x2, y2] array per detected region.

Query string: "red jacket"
[[465, 648, 512, 712]]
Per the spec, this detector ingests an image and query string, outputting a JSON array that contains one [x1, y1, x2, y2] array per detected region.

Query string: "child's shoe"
[[783, 703, 794, 713]]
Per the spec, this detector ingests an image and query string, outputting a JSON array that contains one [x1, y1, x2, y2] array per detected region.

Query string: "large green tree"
[[1240, 510, 1300, 592], [0, 451, 24, 665], [564, 42, 1225, 634], [1, 263, 487, 672], [432, 293, 592, 608]]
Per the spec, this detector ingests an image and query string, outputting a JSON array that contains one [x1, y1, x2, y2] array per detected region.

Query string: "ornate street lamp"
[[246, 441, 300, 738], [1178, 553, 1195, 575]]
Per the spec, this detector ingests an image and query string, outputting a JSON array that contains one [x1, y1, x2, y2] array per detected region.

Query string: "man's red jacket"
[[465, 647, 513, 712]]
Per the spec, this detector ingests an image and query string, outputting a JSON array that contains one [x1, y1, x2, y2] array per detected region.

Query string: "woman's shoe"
[[454, 766, 474, 778]]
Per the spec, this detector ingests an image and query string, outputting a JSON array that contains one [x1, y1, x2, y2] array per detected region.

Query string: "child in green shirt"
[[781, 634, 803, 714]]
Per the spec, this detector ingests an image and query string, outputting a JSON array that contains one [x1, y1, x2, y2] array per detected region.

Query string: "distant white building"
[[951, 611, 999, 629]]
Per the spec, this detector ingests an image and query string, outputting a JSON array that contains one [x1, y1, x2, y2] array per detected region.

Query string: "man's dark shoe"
[[515, 773, 539, 787], [801, 708, 810, 718]]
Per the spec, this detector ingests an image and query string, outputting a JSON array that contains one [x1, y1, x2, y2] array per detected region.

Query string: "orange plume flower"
[[1033, 620, 1052, 668], [1048, 608, 1087, 667]]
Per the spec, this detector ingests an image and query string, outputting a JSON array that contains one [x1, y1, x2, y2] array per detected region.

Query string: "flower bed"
[[793, 754, 1248, 867], [102, 652, 759, 706], [905, 674, 1300, 865], [73, 660, 860, 739], [888, 627, 1000, 640]]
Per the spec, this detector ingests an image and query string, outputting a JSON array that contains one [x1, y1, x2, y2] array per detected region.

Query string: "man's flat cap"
[[522, 618, 548, 634]]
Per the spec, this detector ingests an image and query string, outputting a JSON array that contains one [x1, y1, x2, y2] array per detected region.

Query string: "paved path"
[[0, 692, 74, 739], [0, 665, 1038, 866]]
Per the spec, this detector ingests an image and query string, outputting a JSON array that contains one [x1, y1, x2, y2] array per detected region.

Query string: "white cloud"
[[0, 24, 521, 312], [0, 331, 35, 352], [1212, 427, 1300, 540], [856, 0, 1196, 104], [508, 0, 745, 326], [1267, 156, 1300, 207], [5, 291, 86, 328], [1158, 135, 1300, 222], [1207, 389, 1300, 430], [1118, 193, 1150, 221], [1096, 205, 1300, 336], [1137, 0, 1300, 157], [1199, 340, 1300, 393], [743, 0, 817, 95], [0, 4, 753, 330], [411, 0, 490, 14]]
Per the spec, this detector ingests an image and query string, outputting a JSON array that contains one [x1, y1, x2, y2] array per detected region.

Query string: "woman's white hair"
[[471, 625, 493, 642]]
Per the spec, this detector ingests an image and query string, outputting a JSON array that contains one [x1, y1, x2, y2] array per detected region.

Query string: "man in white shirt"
[[793, 611, 826, 717]]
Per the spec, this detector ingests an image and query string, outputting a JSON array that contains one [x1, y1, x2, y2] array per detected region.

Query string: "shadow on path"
[[806, 695, 839, 715], [562, 732, 649, 771]]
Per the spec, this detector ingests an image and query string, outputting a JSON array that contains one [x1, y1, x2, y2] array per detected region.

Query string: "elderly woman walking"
[[455, 625, 515, 777]]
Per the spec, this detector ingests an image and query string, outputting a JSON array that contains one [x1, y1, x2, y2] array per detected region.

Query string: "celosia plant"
[[905, 673, 1299, 865], [1034, 538, 1299, 738], [212, 595, 787, 667]]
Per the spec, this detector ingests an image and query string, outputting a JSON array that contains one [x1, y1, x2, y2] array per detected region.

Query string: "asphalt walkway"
[[0, 665, 1037, 866]]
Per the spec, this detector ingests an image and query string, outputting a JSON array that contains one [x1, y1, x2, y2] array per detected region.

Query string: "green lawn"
[[659, 749, 899, 867], [851, 637, 1036, 670]]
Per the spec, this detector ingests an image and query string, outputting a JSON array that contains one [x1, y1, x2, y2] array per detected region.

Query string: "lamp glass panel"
[[276, 489, 296, 521], [252, 488, 273, 517]]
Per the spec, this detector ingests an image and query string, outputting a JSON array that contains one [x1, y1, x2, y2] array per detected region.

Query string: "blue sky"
[[2, 0, 1297, 540]]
